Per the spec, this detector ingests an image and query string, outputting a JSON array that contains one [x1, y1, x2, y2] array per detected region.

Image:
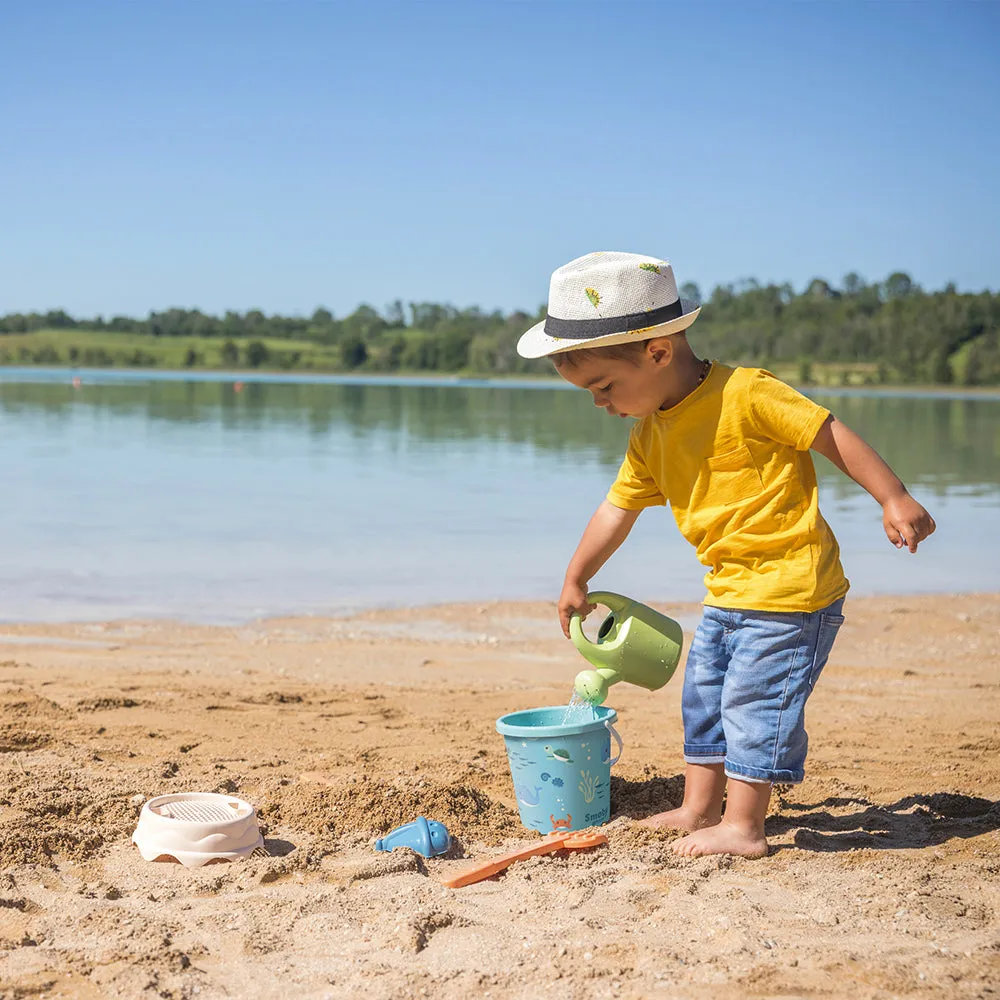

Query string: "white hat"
[[517, 251, 701, 359]]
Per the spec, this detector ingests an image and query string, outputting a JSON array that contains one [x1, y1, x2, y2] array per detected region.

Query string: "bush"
[[275, 350, 302, 370], [340, 335, 368, 369], [33, 345, 62, 364], [220, 340, 240, 366], [245, 340, 270, 368], [82, 348, 114, 366]]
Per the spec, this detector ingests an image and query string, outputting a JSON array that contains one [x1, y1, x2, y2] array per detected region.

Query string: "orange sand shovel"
[[441, 829, 608, 889]]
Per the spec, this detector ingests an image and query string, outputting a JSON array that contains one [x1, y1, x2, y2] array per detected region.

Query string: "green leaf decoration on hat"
[[585, 287, 601, 308], [639, 262, 661, 274]]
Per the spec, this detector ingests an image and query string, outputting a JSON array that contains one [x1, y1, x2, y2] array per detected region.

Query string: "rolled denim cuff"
[[683, 742, 726, 764], [725, 758, 804, 784]]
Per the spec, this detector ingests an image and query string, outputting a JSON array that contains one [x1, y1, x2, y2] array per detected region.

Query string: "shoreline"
[[3, 363, 1000, 399], [2, 587, 999, 632], [2, 593, 998, 998]]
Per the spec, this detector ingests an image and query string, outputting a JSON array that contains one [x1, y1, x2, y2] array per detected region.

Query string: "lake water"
[[1, 367, 998, 624]]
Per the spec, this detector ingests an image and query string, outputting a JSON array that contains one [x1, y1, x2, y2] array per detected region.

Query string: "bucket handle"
[[603, 720, 623, 766]]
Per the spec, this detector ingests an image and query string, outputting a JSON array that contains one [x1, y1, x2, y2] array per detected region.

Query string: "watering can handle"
[[569, 591, 630, 647], [603, 720, 624, 766], [568, 612, 589, 648], [586, 591, 630, 613]]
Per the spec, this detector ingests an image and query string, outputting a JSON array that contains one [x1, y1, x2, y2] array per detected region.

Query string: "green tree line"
[[1, 272, 998, 384]]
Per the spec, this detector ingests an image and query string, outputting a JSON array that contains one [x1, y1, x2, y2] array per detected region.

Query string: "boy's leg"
[[641, 609, 729, 831], [670, 777, 771, 858], [670, 599, 845, 858], [640, 761, 726, 830]]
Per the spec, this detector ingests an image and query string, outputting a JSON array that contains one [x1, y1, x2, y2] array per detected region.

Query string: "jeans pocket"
[[808, 613, 845, 689]]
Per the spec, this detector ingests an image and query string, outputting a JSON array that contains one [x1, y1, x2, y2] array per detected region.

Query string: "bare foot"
[[669, 821, 768, 859], [638, 806, 721, 832]]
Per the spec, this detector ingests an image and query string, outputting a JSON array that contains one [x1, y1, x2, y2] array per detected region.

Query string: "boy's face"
[[555, 346, 670, 419]]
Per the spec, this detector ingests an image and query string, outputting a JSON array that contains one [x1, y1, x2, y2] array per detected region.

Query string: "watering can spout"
[[570, 592, 684, 705], [573, 667, 618, 705]]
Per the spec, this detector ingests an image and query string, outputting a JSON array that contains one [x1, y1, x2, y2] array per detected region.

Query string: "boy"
[[517, 251, 935, 858]]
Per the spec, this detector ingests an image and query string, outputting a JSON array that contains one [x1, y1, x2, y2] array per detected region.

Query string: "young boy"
[[517, 251, 936, 859]]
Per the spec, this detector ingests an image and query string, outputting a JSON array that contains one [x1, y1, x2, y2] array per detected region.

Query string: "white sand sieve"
[[132, 792, 265, 867]]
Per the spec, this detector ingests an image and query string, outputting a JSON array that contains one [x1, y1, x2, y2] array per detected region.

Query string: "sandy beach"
[[1, 593, 998, 999]]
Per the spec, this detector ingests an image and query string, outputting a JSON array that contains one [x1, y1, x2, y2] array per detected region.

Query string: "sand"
[[0, 594, 998, 1000]]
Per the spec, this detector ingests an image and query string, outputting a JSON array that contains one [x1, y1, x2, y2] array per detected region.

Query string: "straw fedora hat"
[[517, 251, 701, 359]]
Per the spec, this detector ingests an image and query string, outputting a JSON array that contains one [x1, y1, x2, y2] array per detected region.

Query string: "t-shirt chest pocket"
[[699, 444, 765, 507]]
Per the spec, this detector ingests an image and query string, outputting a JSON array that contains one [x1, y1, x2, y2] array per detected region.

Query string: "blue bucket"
[[496, 705, 623, 833]]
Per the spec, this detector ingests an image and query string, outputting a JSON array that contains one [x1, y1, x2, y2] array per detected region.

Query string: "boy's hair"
[[550, 339, 649, 370], [550, 332, 687, 370]]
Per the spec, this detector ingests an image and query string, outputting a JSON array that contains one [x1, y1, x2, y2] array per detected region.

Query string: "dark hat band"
[[544, 298, 685, 340]]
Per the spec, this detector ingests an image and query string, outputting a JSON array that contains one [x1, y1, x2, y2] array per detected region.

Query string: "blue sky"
[[2, 1, 997, 319]]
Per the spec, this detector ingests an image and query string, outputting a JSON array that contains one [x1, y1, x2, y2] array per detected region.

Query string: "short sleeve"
[[747, 370, 831, 451], [606, 427, 666, 510]]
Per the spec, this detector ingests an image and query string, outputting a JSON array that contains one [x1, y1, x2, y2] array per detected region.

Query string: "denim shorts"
[[681, 599, 845, 784]]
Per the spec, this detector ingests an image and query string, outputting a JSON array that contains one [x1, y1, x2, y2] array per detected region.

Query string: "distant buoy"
[[233, 381, 244, 393]]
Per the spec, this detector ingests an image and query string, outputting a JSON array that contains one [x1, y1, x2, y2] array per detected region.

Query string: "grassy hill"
[[0, 329, 341, 372]]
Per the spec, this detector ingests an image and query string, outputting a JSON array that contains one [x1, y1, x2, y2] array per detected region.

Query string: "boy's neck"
[[659, 353, 710, 410]]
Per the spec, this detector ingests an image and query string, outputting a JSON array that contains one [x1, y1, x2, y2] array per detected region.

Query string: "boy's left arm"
[[810, 415, 936, 553]]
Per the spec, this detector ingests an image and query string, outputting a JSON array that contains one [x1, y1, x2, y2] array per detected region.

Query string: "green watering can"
[[569, 591, 684, 705]]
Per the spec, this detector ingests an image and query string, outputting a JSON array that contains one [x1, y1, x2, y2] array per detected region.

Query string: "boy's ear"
[[646, 336, 673, 367]]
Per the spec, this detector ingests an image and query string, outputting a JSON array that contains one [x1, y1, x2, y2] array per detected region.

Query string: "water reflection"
[[2, 376, 998, 490]]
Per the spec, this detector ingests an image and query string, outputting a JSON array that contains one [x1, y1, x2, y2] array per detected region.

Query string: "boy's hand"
[[811, 416, 936, 555], [883, 493, 936, 553], [558, 580, 596, 639]]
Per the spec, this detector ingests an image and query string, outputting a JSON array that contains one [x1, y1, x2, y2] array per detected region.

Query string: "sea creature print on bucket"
[[578, 770, 603, 804], [515, 782, 543, 807]]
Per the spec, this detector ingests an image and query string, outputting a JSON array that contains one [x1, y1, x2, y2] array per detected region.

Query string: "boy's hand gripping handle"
[[568, 591, 629, 648]]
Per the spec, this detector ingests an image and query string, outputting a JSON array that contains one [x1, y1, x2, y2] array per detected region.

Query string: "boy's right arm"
[[558, 499, 641, 638]]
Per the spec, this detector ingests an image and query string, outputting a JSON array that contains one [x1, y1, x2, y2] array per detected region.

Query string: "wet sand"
[[1, 594, 998, 999]]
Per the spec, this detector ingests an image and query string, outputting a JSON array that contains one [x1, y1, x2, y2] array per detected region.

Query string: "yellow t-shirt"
[[607, 363, 849, 612]]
